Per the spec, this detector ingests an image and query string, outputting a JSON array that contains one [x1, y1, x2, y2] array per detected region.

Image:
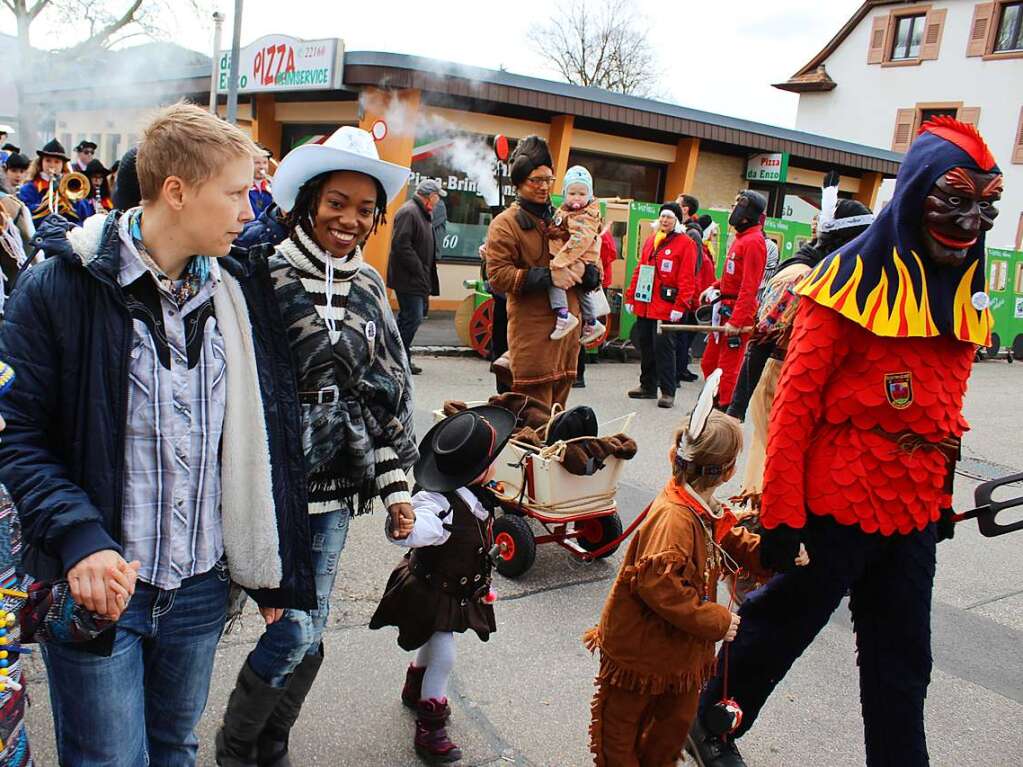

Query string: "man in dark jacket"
[[387, 178, 443, 374], [0, 104, 313, 767]]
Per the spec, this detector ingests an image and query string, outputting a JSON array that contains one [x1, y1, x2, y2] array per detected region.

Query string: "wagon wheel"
[[1012, 334, 1023, 362], [574, 512, 624, 559], [453, 295, 476, 349], [493, 514, 536, 578], [469, 298, 495, 359], [986, 333, 1002, 359], [584, 323, 609, 351]]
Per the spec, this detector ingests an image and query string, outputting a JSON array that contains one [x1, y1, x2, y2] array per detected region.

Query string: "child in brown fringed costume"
[[583, 398, 808, 767]]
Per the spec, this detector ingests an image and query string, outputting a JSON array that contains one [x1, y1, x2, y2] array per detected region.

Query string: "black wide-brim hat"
[[37, 139, 69, 161], [84, 158, 109, 177], [414, 406, 516, 493]]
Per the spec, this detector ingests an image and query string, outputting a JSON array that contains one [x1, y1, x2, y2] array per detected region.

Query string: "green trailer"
[[985, 247, 1023, 359]]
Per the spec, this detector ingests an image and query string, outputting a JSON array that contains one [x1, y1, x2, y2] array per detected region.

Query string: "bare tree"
[[2, 0, 207, 149], [528, 0, 660, 98]]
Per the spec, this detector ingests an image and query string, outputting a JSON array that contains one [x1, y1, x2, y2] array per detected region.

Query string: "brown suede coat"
[[485, 204, 580, 394], [584, 487, 765, 695]]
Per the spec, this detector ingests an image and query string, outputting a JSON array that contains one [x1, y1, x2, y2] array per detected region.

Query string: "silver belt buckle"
[[318, 385, 340, 404]]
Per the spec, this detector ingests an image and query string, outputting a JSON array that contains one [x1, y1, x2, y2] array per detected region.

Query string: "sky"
[[3, 0, 864, 128]]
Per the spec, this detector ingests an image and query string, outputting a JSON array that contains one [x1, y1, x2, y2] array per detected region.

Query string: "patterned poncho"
[[270, 225, 418, 514]]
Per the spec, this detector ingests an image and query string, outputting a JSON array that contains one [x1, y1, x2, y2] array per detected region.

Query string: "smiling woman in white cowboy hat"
[[215, 127, 418, 767]]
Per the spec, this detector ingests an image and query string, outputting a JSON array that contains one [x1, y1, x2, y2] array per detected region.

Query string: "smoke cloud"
[[360, 89, 503, 207]]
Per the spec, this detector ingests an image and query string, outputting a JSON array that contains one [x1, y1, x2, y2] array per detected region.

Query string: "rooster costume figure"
[[688, 118, 1002, 767]]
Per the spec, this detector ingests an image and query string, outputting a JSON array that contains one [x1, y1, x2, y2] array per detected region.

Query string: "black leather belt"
[[299, 385, 339, 405]]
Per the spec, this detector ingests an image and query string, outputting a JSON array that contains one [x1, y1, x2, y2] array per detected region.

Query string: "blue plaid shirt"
[[117, 212, 226, 590]]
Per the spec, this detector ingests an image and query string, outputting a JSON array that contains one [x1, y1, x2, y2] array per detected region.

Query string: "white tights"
[[414, 631, 456, 701]]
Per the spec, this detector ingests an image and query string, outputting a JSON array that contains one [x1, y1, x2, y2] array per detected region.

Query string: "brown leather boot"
[[415, 698, 462, 763], [401, 664, 426, 709]]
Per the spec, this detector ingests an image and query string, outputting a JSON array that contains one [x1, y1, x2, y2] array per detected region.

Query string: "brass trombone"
[[59, 171, 90, 202]]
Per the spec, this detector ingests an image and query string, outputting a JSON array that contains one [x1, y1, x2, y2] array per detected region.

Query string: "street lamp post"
[[226, 0, 244, 124], [208, 11, 225, 114]]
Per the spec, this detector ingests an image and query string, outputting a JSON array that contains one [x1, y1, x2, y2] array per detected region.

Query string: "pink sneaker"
[[550, 312, 579, 340]]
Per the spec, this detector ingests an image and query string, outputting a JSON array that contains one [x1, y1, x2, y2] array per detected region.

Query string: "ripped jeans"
[[247, 509, 351, 687]]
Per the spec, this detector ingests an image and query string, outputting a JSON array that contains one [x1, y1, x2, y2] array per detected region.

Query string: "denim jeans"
[[247, 509, 350, 686], [395, 291, 427, 356], [41, 562, 229, 767]]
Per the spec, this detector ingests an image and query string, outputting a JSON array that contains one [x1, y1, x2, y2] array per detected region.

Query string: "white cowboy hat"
[[272, 126, 410, 213]]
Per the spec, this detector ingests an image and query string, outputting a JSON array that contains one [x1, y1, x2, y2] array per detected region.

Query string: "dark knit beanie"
[[659, 202, 684, 221], [112, 146, 141, 210], [509, 135, 553, 187]]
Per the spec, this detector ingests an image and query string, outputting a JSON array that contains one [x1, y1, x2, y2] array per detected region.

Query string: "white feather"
[[819, 182, 839, 232], [679, 368, 723, 460]]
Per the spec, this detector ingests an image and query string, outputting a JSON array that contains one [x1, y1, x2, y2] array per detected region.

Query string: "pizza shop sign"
[[745, 152, 789, 183], [217, 35, 343, 93]]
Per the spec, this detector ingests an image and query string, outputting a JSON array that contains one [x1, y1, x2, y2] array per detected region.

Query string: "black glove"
[[936, 507, 956, 542], [520, 266, 553, 293], [580, 263, 601, 292], [759, 523, 803, 573]]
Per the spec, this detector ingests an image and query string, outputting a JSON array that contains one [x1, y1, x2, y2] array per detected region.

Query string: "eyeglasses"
[[525, 175, 556, 187], [80, 149, 95, 155]]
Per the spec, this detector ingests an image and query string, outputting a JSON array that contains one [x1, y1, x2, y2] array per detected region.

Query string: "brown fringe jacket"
[[584, 487, 766, 694]]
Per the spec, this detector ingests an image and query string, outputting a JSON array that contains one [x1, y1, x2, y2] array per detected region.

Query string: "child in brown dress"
[[583, 371, 808, 766], [370, 405, 515, 764]]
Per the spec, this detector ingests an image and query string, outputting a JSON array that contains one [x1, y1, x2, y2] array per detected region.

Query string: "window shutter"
[[1013, 107, 1023, 165], [966, 3, 995, 57], [920, 8, 947, 60], [867, 14, 890, 64], [957, 106, 981, 126], [892, 108, 917, 153]]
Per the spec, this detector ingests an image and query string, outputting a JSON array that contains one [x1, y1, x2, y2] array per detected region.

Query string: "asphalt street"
[[23, 352, 1023, 766]]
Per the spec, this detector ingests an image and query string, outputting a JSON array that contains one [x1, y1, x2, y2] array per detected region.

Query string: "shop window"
[[988, 259, 1008, 292], [566, 149, 663, 204], [409, 129, 516, 263], [995, 2, 1023, 51], [891, 14, 926, 60], [281, 123, 356, 155]]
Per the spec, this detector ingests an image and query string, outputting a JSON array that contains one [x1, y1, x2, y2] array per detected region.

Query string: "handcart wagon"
[[433, 405, 643, 577]]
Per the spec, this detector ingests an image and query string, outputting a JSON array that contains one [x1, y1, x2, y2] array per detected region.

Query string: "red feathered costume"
[[692, 118, 1002, 767]]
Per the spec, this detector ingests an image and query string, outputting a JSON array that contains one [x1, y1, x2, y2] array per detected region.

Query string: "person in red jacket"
[[698, 191, 767, 409], [688, 118, 1002, 767], [625, 202, 697, 408]]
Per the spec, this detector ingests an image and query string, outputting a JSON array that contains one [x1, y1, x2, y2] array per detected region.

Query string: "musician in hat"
[[71, 139, 98, 173], [371, 405, 515, 764], [84, 157, 114, 217], [17, 139, 91, 226], [689, 117, 1003, 767]]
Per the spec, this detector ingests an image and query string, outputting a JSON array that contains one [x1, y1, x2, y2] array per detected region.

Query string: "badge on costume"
[[884, 372, 913, 409], [726, 259, 736, 275], [660, 258, 673, 272]]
